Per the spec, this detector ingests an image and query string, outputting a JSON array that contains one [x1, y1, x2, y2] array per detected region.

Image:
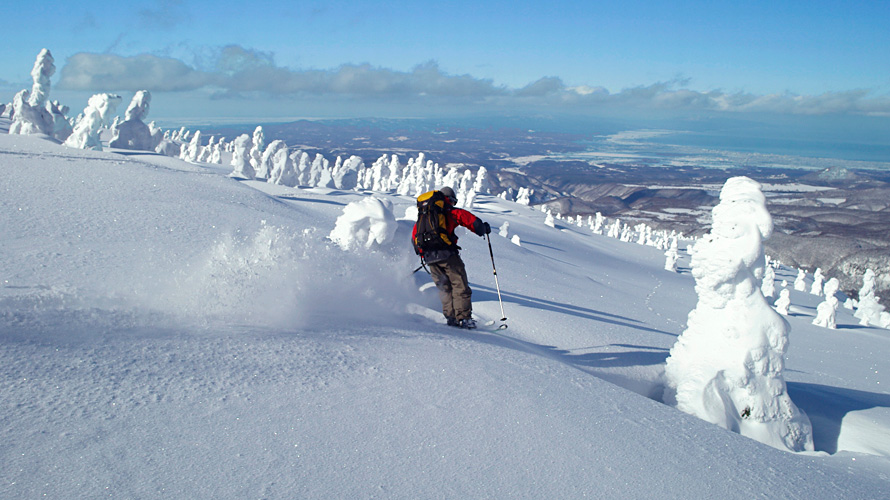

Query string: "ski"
[[483, 320, 509, 331]]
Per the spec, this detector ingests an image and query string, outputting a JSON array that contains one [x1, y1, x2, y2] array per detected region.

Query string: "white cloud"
[[59, 53, 217, 92], [55, 47, 890, 117]]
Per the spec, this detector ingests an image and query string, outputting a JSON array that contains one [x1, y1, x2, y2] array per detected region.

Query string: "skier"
[[412, 187, 491, 329]]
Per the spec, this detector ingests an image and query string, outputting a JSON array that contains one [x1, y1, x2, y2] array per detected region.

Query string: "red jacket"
[[412, 203, 483, 257]]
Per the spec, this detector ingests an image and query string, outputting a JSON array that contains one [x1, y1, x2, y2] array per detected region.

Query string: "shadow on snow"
[[471, 284, 676, 337], [787, 382, 890, 454]]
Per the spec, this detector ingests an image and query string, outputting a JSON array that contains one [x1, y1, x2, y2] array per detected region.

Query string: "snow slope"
[[1, 127, 888, 499]]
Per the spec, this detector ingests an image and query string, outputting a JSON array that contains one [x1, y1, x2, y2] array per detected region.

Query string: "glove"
[[474, 220, 491, 236], [483, 222, 491, 234]]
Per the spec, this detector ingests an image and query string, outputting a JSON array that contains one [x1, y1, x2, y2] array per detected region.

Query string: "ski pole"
[[486, 233, 507, 323], [412, 258, 429, 275]]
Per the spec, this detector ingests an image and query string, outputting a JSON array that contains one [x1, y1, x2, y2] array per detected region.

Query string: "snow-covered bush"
[[329, 197, 398, 251], [109, 90, 153, 150], [63, 93, 121, 151], [663, 176, 813, 453]]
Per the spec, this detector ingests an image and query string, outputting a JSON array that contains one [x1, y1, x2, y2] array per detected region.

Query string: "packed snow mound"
[[329, 196, 399, 251], [0, 132, 416, 333], [664, 176, 814, 452]]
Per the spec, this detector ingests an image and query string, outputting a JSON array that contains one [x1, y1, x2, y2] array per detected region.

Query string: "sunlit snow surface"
[[1, 127, 888, 499]]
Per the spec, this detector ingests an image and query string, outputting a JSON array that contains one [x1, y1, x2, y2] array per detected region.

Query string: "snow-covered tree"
[[155, 139, 181, 157], [761, 263, 776, 299], [10, 49, 56, 136], [197, 135, 214, 162], [362, 154, 388, 191], [663, 176, 813, 453], [810, 268, 824, 296], [333, 155, 363, 190], [664, 238, 679, 272], [63, 93, 121, 151], [9, 90, 47, 135], [387, 154, 402, 189], [473, 166, 489, 193], [294, 151, 311, 186], [544, 210, 556, 228], [148, 121, 164, 149], [229, 134, 254, 179], [249, 126, 265, 175], [592, 212, 605, 234], [607, 219, 621, 239], [774, 289, 791, 316], [456, 170, 474, 207], [311, 153, 332, 188], [499, 221, 510, 238], [268, 146, 298, 187], [620, 224, 632, 242], [48, 101, 72, 142], [515, 187, 533, 205], [29, 48, 54, 109], [109, 116, 121, 138], [209, 137, 225, 164], [109, 90, 153, 150], [813, 278, 840, 329], [181, 130, 202, 162], [793, 269, 807, 291], [854, 269, 887, 327], [257, 140, 287, 179]]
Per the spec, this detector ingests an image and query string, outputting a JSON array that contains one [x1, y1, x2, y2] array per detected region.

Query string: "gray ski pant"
[[428, 253, 473, 320]]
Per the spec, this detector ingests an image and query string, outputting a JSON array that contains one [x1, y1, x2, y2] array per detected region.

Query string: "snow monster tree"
[[663, 176, 814, 452], [109, 90, 153, 150]]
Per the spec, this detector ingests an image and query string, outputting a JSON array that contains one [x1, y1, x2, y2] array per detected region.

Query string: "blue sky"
[[3, 0, 890, 129]]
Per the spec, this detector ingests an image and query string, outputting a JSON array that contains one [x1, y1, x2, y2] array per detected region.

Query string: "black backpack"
[[414, 190, 456, 255]]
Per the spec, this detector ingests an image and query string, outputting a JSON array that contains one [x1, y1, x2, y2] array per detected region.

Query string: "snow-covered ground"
[[1, 126, 888, 499]]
